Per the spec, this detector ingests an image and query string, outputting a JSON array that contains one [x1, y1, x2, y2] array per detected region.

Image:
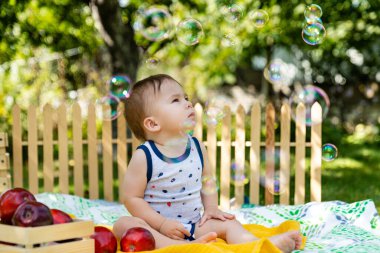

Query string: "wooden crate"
[[0, 219, 94, 253]]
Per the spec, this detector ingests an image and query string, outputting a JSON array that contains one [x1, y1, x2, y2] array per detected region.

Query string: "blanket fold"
[[112, 220, 306, 253]]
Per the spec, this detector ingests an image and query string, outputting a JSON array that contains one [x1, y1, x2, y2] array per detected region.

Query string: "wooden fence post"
[[234, 105, 246, 208], [28, 105, 38, 194], [220, 105, 231, 210], [73, 103, 84, 197], [311, 103, 322, 202], [58, 104, 69, 194], [12, 105, 23, 188], [0, 132, 11, 193], [265, 103, 275, 205], [250, 102, 261, 205], [295, 103, 306, 204], [280, 103, 291, 204]]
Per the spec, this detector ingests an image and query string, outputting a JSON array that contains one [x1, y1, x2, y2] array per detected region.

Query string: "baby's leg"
[[194, 218, 301, 253], [113, 216, 217, 249], [194, 218, 258, 244]]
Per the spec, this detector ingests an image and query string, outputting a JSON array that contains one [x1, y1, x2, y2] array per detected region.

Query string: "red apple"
[[120, 227, 155, 252], [90, 226, 117, 253], [51, 209, 73, 224], [12, 201, 53, 227], [0, 187, 36, 224]]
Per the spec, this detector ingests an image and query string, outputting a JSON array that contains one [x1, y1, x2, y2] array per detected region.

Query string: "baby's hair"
[[124, 74, 181, 141]]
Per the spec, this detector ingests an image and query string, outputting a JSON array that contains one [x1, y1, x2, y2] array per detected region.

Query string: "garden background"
[[0, 0, 379, 209]]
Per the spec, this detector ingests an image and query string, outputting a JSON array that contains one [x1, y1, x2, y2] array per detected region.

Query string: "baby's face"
[[150, 80, 195, 135]]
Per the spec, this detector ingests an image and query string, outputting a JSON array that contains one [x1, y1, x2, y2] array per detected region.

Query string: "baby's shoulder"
[[128, 148, 148, 170]]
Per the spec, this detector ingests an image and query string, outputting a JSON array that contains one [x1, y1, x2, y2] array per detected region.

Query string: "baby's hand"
[[159, 219, 191, 240], [198, 206, 235, 227]]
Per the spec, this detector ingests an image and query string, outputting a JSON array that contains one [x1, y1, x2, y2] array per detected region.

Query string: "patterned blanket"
[[36, 193, 380, 252]]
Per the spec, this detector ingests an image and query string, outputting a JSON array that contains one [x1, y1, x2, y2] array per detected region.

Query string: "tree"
[[90, 0, 139, 81], [1, 0, 380, 126]]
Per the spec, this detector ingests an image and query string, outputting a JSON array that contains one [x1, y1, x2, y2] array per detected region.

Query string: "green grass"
[[321, 142, 380, 212]]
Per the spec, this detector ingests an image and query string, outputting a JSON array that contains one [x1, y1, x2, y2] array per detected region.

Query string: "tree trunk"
[[90, 0, 139, 81]]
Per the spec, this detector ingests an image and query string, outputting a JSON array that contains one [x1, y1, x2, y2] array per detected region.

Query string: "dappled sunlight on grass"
[[322, 141, 380, 213], [322, 158, 364, 170]]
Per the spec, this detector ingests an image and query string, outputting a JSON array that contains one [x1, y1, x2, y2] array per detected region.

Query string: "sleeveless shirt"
[[138, 136, 204, 225]]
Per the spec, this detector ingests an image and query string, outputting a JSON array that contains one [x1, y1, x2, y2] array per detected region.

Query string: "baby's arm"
[[121, 149, 166, 231], [198, 141, 235, 226]]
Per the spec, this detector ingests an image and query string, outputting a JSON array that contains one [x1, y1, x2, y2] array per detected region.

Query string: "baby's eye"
[[184, 96, 189, 101], [172, 98, 179, 103]]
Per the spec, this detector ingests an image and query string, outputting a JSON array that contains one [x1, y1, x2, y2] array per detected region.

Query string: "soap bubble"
[[134, 7, 172, 41], [203, 100, 225, 125], [289, 85, 330, 126], [266, 171, 286, 196], [109, 75, 131, 99], [96, 95, 122, 121], [322, 143, 338, 161], [304, 17, 323, 25], [221, 4, 243, 23], [263, 59, 293, 93], [231, 160, 250, 187], [304, 4, 323, 22], [181, 118, 196, 136], [263, 59, 287, 83], [176, 18, 204, 46], [201, 176, 219, 195], [250, 10, 269, 28], [302, 22, 326, 45]]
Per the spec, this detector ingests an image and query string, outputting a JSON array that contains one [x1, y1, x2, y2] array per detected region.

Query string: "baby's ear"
[[143, 116, 161, 132]]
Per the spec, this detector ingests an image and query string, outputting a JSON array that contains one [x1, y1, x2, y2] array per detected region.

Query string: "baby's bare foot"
[[269, 230, 301, 253], [294, 232, 303, 249], [192, 232, 217, 243]]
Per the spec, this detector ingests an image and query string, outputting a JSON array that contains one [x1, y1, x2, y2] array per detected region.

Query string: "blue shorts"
[[183, 223, 196, 241]]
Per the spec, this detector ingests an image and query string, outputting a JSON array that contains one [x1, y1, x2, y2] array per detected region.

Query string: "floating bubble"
[[266, 172, 284, 196], [181, 118, 196, 136], [322, 143, 338, 161], [203, 100, 225, 125], [222, 4, 243, 23], [109, 75, 131, 99], [134, 7, 172, 41], [176, 18, 204, 46], [231, 160, 250, 187], [267, 63, 281, 81], [302, 23, 326, 45], [305, 17, 323, 25], [263, 59, 293, 93], [250, 10, 269, 28], [221, 33, 238, 47], [146, 57, 160, 69], [201, 176, 219, 195], [263, 59, 287, 83], [96, 95, 122, 121], [304, 4, 323, 22], [289, 85, 330, 126]]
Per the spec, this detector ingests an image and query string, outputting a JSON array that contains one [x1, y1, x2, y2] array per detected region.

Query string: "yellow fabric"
[[105, 220, 306, 253]]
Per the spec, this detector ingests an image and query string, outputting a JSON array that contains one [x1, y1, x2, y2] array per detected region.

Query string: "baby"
[[113, 74, 302, 252]]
